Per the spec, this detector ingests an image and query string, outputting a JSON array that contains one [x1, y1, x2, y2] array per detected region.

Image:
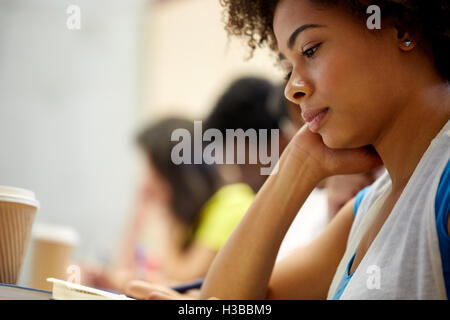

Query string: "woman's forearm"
[[199, 148, 321, 299]]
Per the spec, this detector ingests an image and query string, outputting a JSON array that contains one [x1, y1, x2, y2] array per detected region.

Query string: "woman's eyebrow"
[[288, 24, 326, 49]]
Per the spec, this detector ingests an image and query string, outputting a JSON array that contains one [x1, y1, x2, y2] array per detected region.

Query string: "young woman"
[[201, 0, 449, 300], [83, 118, 228, 290], [126, 0, 449, 299]]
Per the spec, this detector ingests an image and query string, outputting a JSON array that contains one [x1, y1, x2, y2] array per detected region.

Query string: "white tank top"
[[327, 120, 450, 299]]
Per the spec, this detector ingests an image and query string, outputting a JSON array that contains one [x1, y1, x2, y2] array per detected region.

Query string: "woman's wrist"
[[277, 143, 326, 189]]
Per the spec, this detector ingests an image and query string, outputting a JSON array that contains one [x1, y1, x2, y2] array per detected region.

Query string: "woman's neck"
[[373, 80, 450, 192]]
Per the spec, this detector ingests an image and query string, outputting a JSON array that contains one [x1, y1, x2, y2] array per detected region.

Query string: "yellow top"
[[193, 183, 255, 251]]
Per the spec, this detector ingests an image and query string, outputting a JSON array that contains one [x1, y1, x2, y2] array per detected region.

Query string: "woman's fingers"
[[147, 291, 193, 300], [147, 292, 176, 300], [288, 125, 383, 178], [124, 280, 163, 299], [324, 144, 383, 175], [124, 280, 193, 300]]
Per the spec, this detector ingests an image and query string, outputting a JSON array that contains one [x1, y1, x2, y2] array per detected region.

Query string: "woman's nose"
[[284, 73, 313, 105]]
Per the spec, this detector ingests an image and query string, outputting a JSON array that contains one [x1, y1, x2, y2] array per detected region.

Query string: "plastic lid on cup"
[[0, 185, 40, 209], [32, 222, 80, 246]]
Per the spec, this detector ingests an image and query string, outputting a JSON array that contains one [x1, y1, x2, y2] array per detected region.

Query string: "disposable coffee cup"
[[0, 185, 39, 284], [29, 223, 79, 291]]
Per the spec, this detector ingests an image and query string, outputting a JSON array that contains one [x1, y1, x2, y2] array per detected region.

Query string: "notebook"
[[46, 278, 134, 300], [0, 283, 52, 300]]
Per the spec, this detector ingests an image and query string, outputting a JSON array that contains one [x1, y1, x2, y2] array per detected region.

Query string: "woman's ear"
[[397, 28, 415, 51]]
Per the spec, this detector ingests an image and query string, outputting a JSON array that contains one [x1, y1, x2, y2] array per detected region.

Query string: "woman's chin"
[[319, 119, 370, 148], [323, 139, 344, 149], [321, 130, 354, 149], [320, 130, 342, 149]]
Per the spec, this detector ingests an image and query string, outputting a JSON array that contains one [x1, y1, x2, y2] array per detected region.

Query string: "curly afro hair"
[[219, 0, 450, 80]]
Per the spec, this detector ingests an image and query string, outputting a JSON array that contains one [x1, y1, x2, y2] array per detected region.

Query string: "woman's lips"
[[301, 107, 329, 132]]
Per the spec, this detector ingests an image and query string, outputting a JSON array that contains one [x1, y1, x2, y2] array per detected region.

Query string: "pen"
[[171, 279, 204, 293]]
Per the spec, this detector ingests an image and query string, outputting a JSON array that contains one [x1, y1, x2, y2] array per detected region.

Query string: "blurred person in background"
[[84, 117, 260, 290], [83, 118, 227, 290], [203, 77, 291, 192], [325, 169, 385, 220]]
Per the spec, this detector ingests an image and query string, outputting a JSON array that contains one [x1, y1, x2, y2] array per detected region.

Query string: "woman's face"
[[274, 0, 411, 149], [140, 156, 172, 206]]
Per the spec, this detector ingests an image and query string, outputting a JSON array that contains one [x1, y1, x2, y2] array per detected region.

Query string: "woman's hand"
[[124, 280, 199, 300], [287, 125, 382, 180]]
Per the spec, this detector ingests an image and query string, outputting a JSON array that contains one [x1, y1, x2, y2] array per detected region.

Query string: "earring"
[[401, 39, 415, 51]]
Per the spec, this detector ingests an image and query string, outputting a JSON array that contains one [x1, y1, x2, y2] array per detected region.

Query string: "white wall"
[[0, 0, 146, 285], [141, 0, 284, 124]]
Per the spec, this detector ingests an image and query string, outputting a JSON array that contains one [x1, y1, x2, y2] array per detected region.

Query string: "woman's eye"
[[284, 71, 292, 81], [302, 43, 321, 58]]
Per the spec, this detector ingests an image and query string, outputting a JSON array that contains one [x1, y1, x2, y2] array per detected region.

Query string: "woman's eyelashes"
[[283, 43, 322, 80], [301, 42, 322, 59]]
